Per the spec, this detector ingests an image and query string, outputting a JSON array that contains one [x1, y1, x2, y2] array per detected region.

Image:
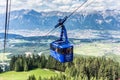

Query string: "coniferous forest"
[[9, 54, 120, 80]]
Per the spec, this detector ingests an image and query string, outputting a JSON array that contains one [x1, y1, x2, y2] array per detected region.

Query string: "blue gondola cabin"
[[50, 41, 73, 63]]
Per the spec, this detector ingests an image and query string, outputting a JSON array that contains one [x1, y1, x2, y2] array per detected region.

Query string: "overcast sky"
[[0, 0, 120, 13]]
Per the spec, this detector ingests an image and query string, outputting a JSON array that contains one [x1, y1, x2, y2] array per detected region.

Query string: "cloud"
[[52, 0, 72, 5], [0, 0, 120, 13]]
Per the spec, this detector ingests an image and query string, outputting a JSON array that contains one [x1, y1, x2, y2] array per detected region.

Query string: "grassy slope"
[[0, 69, 57, 80]]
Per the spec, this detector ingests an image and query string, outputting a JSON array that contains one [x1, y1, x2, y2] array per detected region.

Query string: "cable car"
[[50, 16, 73, 63], [49, 0, 92, 62]]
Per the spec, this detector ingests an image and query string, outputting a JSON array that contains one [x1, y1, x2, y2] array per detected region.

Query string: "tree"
[[38, 76, 42, 80], [24, 60, 28, 71], [0, 67, 3, 73], [27, 75, 36, 80], [10, 56, 17, 70], [40, 54, 47, 68], [14, 60, 20, 71], [65, 67, 70, 76]]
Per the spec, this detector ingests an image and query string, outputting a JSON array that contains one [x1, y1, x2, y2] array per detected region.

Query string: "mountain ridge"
[[0, 9, 120, 30]]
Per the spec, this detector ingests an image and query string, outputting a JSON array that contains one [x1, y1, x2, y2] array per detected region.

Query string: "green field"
[[74, 42, 120, 56], [0, 69, 58, 80]]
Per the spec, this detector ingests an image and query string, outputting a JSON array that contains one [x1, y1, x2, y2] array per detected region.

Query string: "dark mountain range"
[[0, 9, 120, 30], [0, 33, 58, 40], [0, 33, 23, 39]]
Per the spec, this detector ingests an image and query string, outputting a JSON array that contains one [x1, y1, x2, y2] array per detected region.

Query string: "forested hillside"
[[9, 55, 120, 80]]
